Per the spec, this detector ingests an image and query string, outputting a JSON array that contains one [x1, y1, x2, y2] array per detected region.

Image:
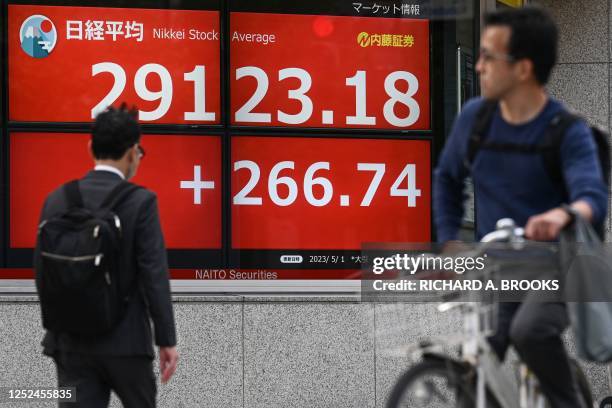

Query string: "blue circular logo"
[[20, 15, 57, 58]]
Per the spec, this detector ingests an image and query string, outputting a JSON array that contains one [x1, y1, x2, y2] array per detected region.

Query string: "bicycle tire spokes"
[[387, 361, 475, 408]]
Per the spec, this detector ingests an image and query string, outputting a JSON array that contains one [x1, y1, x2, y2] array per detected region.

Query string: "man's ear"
[[516, 59, 535, 82]]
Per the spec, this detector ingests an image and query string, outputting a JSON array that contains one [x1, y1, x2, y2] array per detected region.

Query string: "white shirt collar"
[[94, 164, 125, 180]]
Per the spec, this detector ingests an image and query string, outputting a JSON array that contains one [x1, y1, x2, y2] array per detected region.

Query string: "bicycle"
[[384, 219, 593, 408]]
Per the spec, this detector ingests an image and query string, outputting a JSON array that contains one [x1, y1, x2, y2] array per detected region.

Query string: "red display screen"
[[231, 136, 430, 249], [231, 12, 430, 129], [8, 5, 220, 124], [3, 4, 435, 280], [9, 133, 222, 249]]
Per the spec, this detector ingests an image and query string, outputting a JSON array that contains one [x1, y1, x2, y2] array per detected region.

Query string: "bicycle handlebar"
[[480, 218, 525, 243]]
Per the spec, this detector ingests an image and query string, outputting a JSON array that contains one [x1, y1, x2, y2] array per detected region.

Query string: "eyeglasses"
[[136, 144, 145, 159], [478, 48, 516, 63]]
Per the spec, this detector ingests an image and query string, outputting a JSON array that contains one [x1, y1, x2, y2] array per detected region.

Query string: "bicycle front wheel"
[[386, 359, 475, 408]]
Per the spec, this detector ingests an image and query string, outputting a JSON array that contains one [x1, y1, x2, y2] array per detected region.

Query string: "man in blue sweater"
[[434, 7, 607, 407]]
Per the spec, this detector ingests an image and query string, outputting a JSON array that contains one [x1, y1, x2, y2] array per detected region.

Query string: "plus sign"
[[180, 165, 215, 205]]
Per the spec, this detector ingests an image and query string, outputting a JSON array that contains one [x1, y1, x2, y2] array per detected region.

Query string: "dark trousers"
[[54, 351, 156, 408], [488, 301, 584, 408]]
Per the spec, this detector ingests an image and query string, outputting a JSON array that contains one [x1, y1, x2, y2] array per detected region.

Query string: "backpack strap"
[[63, 180, 84, 209], [466, 105, 580, 179], [476, 141, 552, 154], [99, 181, 141, 211], [99, 182, 142, 302], [465, 100, 498, 170], [540, 110, 581, 190]]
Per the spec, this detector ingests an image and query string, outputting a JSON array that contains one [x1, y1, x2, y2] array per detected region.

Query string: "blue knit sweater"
[[434, 97, 608, 242]]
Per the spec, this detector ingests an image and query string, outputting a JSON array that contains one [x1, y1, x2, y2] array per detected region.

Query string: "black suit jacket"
[[39, 170, 176, 358]]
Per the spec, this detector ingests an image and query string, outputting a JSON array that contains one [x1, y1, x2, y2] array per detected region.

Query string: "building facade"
[[0, 0, 610, 406]]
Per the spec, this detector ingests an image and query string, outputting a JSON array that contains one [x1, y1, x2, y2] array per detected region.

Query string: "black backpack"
[[35, 180, 141, 336], [465, 101, 611, 237]]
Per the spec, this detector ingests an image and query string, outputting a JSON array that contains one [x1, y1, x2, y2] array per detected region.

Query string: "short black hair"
[[91, 103, 141, 160], [485, 7, 558, 85]]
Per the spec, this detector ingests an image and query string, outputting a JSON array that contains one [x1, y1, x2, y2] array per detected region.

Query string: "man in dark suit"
[[38, 104, 178, 407]]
